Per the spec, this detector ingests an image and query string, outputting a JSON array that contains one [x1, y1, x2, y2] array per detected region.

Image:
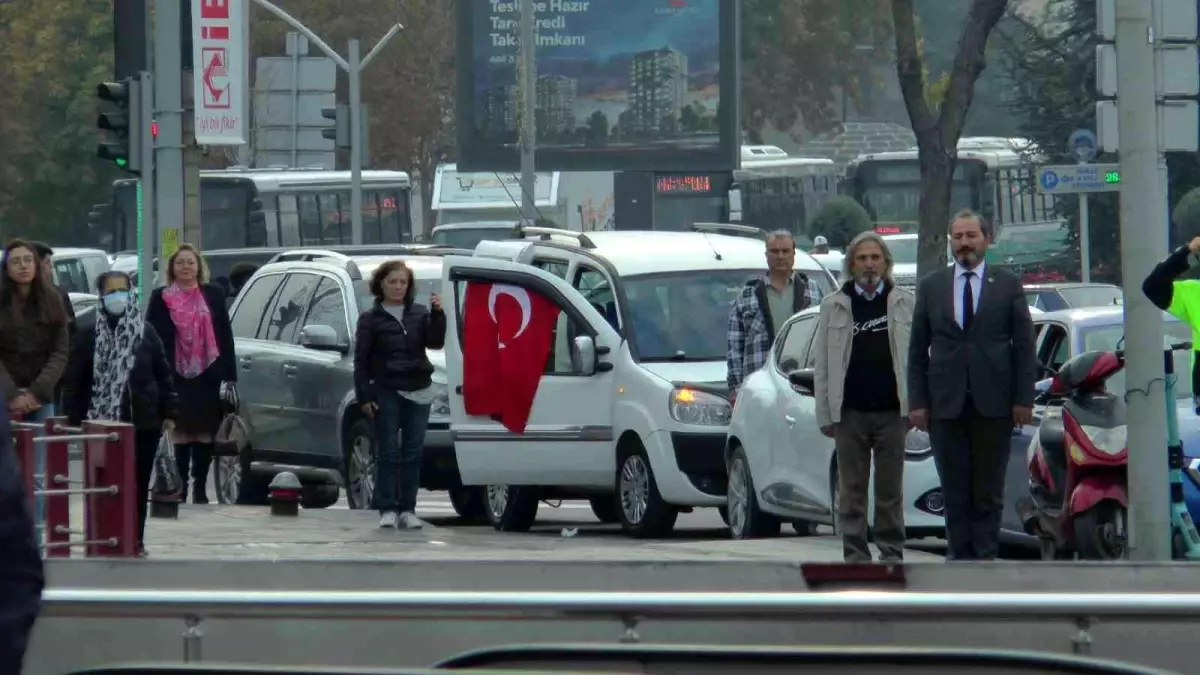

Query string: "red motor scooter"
[[1019, 349, 1128, 560]]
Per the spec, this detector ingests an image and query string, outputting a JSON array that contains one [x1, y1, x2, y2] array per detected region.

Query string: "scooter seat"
[[1039, 417, 1068, 495]]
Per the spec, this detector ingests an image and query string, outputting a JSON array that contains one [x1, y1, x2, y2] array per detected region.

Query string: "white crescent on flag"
[[487, 284, 532, 348]]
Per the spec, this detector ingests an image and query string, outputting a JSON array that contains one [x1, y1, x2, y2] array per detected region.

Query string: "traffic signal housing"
[[96, 78, 142, 174], [321, 104, 350, 148]]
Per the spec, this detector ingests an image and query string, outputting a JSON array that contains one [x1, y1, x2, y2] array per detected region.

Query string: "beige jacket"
[[813, 285, 915, 428]]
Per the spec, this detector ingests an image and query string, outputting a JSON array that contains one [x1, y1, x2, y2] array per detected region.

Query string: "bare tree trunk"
[[892, 0, 1009, 280]]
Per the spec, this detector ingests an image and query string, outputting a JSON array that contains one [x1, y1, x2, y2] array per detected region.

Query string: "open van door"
[[441, 251, 622, 488]]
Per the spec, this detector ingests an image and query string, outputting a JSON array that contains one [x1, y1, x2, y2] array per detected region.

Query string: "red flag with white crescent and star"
[[461, 281, 561, 433]]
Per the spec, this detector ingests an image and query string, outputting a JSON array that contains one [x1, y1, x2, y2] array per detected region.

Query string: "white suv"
[[440, 227, 836, 537]]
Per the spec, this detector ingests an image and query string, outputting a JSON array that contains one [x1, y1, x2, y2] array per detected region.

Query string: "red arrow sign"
[[202, 50, 226, 104]]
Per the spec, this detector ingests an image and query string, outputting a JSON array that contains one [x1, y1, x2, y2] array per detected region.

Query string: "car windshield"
[[352, 274, 440, 313], [622, 269, 830, 362], [1058, 286, 1123, 308], [1080, 322, 1193, 398]]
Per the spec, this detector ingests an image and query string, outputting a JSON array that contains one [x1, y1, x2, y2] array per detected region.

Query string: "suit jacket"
[[0, 403, 44, 674], [907, 263, 1036, 419], [145, 283, 239, 382]]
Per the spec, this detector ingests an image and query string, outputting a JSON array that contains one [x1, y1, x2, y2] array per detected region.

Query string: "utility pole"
[[518, 0, 537, 224], [248, 0, 402, 243], [154, 0, 186, 262], [1108, 0, 1173, 559]]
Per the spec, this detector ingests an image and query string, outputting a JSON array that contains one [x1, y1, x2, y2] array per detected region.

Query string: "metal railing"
[[40, 589, 1200, 663]]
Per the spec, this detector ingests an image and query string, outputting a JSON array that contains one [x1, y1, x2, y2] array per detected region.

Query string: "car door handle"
[[785, 415, 796, 426]]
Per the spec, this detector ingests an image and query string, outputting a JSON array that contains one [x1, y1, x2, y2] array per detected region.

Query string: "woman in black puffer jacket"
[[62, 271, 178, 556], [353, 259, 446, 531]]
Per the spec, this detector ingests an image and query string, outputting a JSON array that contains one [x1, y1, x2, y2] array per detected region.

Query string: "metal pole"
[[518, 0, 537, 224], [290, 33, 300, 167], [138, 72, 156, 307], [247, 0, 349, 70], [154, 0, 185, 276], [1078, 190, 1090, 282], [348, 39, 364, 244], [1116, 0, 1170, 560], [236, 0, 252, 166]]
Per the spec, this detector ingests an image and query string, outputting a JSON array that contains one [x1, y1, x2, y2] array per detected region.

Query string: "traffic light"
[[96, 78, 143, 173], [86, 203, 112, 232], [321, 104, 350, 148]]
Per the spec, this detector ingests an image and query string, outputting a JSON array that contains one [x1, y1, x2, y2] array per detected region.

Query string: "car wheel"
[[485, 485, 539, 532], [215, 451, 267, 505], [726, 448, 780, 539], [792, 521, 819, 536], [449, 487, 488, 523], [589, 496, 620, 523], [301, 484, 340, 509], [616, 447, 678, 538], [344, 418, 376, 510]]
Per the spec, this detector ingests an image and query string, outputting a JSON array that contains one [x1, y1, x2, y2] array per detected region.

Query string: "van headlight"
[[669, 387, 732, 426], [430, 386, 451, 420], [905, 428, 932, 459]]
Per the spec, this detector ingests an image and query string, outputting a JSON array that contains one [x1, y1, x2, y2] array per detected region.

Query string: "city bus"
[[613, 145, 837, 234], [842, 137, 1058, 239], [103, 168, 415, 252]]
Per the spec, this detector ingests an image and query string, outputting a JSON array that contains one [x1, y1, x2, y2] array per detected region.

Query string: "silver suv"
[[216, 248, 486, 519]]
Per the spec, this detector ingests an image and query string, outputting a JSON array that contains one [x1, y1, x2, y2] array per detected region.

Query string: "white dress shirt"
[[954, 261, 985, 329]]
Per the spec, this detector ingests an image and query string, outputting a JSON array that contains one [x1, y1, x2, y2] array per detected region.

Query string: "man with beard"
[[813, 231, 915, 563], [908, 209, 1036, 560]]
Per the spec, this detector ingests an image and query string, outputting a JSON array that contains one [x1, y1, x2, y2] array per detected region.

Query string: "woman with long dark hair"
[[145, 244, 237, 504], [0, 240, 70, 421], [354, 259, 445, 530], [62, 271, 178, 556]]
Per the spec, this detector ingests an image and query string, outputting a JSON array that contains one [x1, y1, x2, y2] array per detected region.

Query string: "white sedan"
[[724, 307, 946, 540]]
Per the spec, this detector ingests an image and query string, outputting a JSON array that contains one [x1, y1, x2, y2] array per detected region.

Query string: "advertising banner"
[[191, 0, 247, 145], [457, 0, 740, 172]]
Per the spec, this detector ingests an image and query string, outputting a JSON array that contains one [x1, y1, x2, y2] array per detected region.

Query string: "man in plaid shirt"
[[726, 230, 824, 397]]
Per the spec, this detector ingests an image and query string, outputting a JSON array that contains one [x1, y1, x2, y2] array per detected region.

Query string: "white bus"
[[842, 137, 1059, 239], [106, 168, 415, 251], [614, 145, 837, 234]]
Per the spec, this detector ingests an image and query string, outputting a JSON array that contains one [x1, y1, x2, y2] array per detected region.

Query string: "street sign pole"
[[518, 0, 538, 225], [154, 0, 184, 282], [247, 0, 402, 244], [136, 72, 155, 305], [1068, 128, 1101, 282]]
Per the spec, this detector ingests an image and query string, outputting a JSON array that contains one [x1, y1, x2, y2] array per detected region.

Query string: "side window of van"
[[533, 259, 569, 279], [573, 266, 618, 331], [451, 279, 588, 376]]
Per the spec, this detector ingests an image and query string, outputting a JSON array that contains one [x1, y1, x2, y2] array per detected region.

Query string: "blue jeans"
[[372, 390, 430, 514]]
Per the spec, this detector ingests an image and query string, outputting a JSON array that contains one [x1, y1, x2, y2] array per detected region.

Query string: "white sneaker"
[[398, 511, 423, 530], [379, 512, 398, 529]]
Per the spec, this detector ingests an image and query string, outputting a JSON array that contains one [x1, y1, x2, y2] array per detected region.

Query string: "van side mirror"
[[571, 335, 597, 376]]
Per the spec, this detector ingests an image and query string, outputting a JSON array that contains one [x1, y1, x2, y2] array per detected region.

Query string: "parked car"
[[50, 247, 111, 294], [439, 227, 839, 538], [1025, 282, 1122, 312], [723, 307, 946, 540], [430, 221, 523, 250], [213, 248, 477, 517]]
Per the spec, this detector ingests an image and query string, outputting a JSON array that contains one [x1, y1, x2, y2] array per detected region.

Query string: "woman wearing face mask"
[[354, 260, 445, 530], [145, 244, 237, 505], [62, 271, 178, 557], [0, 239, 70, 421]]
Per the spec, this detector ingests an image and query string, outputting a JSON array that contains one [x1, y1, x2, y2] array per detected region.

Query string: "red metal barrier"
[[83, 421, 137, 558], [41, 417, 72, 558], [12, 427, 35, 502]]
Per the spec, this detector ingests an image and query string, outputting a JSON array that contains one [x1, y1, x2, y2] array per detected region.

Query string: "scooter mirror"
[[1034, 377, 1053, 394]]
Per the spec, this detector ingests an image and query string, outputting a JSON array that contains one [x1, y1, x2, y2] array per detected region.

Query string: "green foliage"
[[999, 0, 1200, 282], [0, 1, 124, 246], [809, 196, 873, 248]]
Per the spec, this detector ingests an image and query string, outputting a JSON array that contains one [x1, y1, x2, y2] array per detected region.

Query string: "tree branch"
[[937, 0, 1010, 147], [891, 0, 935, 136]]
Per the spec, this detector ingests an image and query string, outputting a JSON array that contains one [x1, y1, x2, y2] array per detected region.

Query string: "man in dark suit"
[[0, 402, 45, 673], [907, 209, 1037, 560]]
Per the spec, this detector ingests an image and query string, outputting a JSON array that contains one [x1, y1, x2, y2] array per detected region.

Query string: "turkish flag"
[[461, 281, 561, 433]]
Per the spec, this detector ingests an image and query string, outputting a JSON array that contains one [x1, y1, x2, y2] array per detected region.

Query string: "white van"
[[440, 228, 837, 538], [49, 247, 111, 294]]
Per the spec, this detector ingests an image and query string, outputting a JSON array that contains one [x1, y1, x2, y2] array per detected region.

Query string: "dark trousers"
[[835, 408, 907, 562], [0, 580, 39, 675], [929, 399, 1014, 560], [133, 428, 161, 549], [176, 442, 213, 503], [372, 390, 430, 515]]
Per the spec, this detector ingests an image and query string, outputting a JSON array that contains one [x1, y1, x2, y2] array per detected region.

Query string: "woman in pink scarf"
[[145, 244, 238, 504]]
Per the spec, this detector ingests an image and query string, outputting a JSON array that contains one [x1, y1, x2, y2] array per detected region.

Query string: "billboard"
[[456, 0, 740, 172]]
